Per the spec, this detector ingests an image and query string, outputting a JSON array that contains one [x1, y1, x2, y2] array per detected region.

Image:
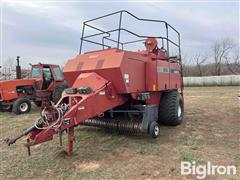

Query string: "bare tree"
[[192, 53, 207, 76], [3, 57, 15, 68], [225, 47, 240, 74], [1, 58, 15, 80], [181, 53, 190, 76], [213, 38, 234, 75]]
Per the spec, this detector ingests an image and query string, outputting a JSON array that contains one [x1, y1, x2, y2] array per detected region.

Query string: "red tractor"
[[0, 63, 67, 114], [5, 11, 184, 155]]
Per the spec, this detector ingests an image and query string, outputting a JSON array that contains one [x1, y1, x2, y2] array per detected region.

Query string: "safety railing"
[[79, 10, 181, 60]]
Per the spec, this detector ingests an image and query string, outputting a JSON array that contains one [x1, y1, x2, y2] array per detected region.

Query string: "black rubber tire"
[[52, 82, 68, 103], [158, 91, 184, 126], [149, 121, 160, 138], [12, 98, 31, 115]]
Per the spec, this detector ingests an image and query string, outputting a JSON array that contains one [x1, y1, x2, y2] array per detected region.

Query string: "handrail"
[[79, 10, 181, 60], [81, 28, 179, 48]]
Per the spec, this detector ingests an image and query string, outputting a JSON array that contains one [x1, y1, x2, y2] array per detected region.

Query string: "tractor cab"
[[0, 63, 66, 115], [31, 64, 63, 91]]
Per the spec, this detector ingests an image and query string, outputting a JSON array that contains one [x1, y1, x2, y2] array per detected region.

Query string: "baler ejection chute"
[[5, 10, 184, 156]]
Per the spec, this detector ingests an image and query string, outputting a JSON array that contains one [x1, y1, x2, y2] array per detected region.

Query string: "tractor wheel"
[[52, 82, 68, 103], [149, 121, 160, 138], [13, 98, 31, 115], [158, 91, 184, 126]]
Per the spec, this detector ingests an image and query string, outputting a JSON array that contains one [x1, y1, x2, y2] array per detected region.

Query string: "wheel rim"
[[178, 104, 182, 118], [154, 125, 160, 136], [20, 102, 28, 112]]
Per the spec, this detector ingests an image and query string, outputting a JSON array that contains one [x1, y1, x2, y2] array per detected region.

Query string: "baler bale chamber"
[[5, 10, 184, 156]]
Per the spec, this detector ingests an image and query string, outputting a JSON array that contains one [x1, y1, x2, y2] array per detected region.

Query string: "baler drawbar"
[[5, 10, 184, 156]]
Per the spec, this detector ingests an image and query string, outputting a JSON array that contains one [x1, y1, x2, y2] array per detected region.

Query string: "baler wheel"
[[158, 91, 183, 126], [13, 98, 31, 115], [149, 121, 160, 138], [52, 82, 68, 103]]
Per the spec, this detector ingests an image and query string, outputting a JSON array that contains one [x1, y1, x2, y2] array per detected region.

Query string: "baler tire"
[[13, 98, 31, 115], [149, 121, 160, 138], [158, 91, 183, 126], [52, 82, 68, 103]]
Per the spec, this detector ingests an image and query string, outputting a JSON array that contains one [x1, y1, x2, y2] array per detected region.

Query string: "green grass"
[[178, 135, 204, 150], [179, 152, 205, 165], [136, 138, 162, 155], [0, 86, 239, 179], [65, 169, 120, 180]]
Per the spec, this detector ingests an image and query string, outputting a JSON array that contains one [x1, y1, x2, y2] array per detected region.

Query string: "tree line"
[[182, 38, 239, 77]]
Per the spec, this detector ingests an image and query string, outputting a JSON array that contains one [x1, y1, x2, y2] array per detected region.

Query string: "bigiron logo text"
[[181, 161, 237, 179]]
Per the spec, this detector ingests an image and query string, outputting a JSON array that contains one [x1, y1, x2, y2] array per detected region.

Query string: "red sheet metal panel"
[[157, 60, 170, 90], [63, 48, 124, 90], [63, 48, 181, 95], [169, 62, 181, 89], [120, 58, 146, 93], [146, 60, 157, 91], [0, 79, 35, 101], [63, 48, 148, 94]]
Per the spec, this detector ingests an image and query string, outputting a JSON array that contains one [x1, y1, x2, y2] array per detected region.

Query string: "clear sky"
[[1, 1, 239, 68]]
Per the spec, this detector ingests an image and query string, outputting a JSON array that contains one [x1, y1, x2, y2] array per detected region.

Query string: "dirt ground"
[[0, 86, 239, 180]]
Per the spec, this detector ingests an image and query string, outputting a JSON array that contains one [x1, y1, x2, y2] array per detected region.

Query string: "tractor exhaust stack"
[[16, 56, 21, 79]]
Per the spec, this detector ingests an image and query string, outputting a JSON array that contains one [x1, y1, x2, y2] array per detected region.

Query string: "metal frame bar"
[[81, 28, 179, 47], [79, 10, 181, 62]]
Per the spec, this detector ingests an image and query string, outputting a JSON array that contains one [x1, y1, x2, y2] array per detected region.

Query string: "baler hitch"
[[4, 125, 36, 146], [4, 103, 69, 154]]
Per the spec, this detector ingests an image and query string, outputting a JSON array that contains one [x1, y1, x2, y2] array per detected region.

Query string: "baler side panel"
[[169, 62, 181, 89], [157, 60, 170, 90], [146, 60, 157, 91], [63, 59, 81, 87], [63, 49, 126, 92], [120, 58, 145, 93], [63, 49, 150, 94]]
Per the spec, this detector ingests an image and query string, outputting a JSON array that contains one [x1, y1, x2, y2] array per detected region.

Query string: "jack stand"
[[27, 139, 31, 156], [67, 127, 75, 156]]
